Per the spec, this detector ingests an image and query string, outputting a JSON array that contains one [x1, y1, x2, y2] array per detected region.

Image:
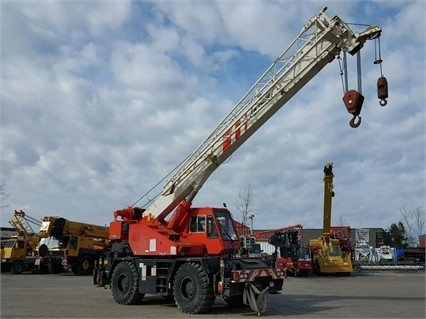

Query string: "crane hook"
[[343, 90, 364, 129], [349, 115, 362, 128], [377, 76, 388, 107]]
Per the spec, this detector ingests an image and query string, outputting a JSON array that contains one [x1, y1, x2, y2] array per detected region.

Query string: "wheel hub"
[[117, 274, 129, 293], [181, 278, 195, 298]]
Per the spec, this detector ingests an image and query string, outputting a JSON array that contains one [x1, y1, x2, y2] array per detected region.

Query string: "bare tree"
[[400, 206, 425, 247], [338, 215, 347, 226], [234, 184, 257, 226], [0, 184, 9, 209]]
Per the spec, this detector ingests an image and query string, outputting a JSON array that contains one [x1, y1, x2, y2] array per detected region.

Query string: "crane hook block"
[[343, 90, 365, 115], [343, 90, 364, 128], [377, 76, 388, 107]]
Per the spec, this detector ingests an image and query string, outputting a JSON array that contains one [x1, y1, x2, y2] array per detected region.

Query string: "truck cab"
[[1, 236, 36, 274]]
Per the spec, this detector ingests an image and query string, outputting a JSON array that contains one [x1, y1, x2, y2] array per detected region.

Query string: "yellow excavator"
[[309, 163, 353, 275]]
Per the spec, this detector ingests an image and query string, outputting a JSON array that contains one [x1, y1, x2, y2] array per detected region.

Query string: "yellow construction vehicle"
[[309, 163, 353, 275], [37, 216, 110, 275], [2, 210, 110, 275], [1, 210, 42, 274]]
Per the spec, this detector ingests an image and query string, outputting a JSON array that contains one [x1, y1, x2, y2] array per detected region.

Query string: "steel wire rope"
[[131, 153, 193, 207]]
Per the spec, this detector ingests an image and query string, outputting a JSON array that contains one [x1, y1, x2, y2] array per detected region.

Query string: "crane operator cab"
[[329, 244, 342, 257], [189, 210, 237, 239], [187, 208, 239, 256], [214, 212, 238, 241]]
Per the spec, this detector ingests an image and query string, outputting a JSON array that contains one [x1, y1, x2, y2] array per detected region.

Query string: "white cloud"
[[1, 1, 424, 237]]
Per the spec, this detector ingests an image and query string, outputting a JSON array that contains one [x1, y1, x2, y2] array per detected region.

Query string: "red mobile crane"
[[253, 225, 312, 276], [94, 7, 383, 315]]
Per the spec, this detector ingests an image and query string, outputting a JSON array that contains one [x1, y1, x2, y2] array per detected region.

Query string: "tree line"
[[386, 206, 425, 248]]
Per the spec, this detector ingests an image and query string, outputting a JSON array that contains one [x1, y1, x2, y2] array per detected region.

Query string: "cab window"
[[207, 216, 218, 238], [189, 216, 206, 232]]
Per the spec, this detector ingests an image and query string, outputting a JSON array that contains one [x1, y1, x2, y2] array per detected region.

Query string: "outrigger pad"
[[243, 283, 269, 316]]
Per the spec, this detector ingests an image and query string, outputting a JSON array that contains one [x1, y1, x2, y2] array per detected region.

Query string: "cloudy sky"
[[1, 0, 425, 233]]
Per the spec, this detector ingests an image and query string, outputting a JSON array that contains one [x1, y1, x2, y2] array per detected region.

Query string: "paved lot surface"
[[1, 269, 425, 318]]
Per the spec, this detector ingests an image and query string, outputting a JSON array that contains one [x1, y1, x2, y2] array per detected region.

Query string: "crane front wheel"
[[173, 262, 215, 314]]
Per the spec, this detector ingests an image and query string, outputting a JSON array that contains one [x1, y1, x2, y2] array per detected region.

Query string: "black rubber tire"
[[1, 264, 11, 272], [48, 261, 63, 274], [11, 261, 24, 274], [173, 262, 215, 314], [76, 255, 93, 275], [38, 244, 48, 257], [111, 261, 144, 305]]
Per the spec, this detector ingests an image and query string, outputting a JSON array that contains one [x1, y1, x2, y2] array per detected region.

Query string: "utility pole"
[[249, 215, 255, 234]]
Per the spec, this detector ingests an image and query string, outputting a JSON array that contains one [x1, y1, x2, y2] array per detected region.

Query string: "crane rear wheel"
[[111, 261, 144, 305], [11, 261, 24, 274]]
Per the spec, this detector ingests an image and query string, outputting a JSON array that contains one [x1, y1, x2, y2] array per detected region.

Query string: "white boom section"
[[148, 7, 382, 221]]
